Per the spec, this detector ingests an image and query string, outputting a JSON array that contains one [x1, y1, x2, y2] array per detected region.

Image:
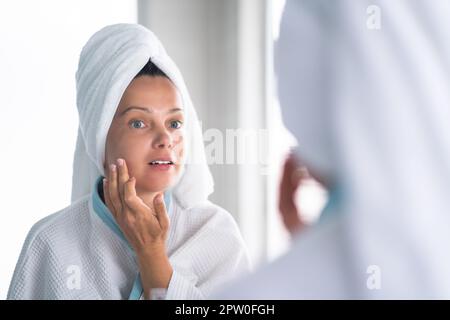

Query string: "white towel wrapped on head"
[[72, 23, 214, 209]]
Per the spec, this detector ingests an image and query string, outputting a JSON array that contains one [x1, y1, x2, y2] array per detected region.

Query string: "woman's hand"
[[103, 158, 173, 297], [279, 153, 306, 236], [103, 158, 169, 254]]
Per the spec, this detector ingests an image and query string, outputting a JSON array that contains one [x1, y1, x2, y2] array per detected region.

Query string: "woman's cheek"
[[175, 133, 184, 155], [175, 141, 185, 177]]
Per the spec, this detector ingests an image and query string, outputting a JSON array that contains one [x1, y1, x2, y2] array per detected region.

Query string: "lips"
[[147, 158, 175, 172], [149, 160, 174, 165], [148, 156, 175, 166]]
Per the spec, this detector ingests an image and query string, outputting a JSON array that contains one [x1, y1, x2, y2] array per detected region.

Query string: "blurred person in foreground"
[[218, 0, 450, 299]]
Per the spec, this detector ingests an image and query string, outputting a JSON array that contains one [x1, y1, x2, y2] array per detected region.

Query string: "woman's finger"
[[279, 154, 303, 235], [103, 178, 116, 219], [153, 194, 170, 232], [108, 163, 123, 215], [116, 158, 130, 208], [123, 177, 147, 214]]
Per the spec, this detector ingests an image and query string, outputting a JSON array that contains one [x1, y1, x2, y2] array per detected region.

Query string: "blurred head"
[[103, 59, 185, 193]]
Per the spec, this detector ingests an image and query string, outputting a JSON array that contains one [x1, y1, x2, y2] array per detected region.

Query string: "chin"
[[134, 166, 181, 192], [137, 177, 175, 193]]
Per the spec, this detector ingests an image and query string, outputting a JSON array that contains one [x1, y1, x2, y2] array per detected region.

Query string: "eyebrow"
[[119, 106, 183, 117]]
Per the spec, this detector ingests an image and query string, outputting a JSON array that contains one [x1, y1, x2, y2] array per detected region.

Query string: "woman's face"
[[104, 75, 185, 193]]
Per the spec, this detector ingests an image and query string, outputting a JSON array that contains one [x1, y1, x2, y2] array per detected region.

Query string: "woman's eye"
[[130, 120, 146, 129], [170, 120, 183, 129]]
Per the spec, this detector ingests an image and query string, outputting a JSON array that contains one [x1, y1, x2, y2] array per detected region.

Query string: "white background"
[[0, 0, 137, 299]]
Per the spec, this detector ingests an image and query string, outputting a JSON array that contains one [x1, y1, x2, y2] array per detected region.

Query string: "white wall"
[[0, 0, 137, 299]]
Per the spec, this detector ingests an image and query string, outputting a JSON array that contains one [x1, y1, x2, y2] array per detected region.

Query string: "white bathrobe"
[[7, 23, 250, 299], [7, 178, 249, 299]]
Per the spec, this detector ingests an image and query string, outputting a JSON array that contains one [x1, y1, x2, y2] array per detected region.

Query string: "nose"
[[152, 127, 173, 149]]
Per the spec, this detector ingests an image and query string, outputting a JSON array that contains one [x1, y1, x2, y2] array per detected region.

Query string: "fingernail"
[[103, 178, 106, 184], [117, 158, 124, 166], [110, 164, 116, 172]]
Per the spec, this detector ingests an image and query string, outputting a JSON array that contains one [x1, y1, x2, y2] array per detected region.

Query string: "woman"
[[7, 23, 250, 300]]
